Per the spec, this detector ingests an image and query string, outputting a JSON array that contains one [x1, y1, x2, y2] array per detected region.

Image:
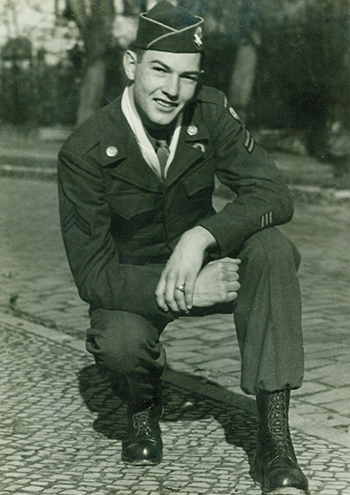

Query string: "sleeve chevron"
[[63, 205, 91, 236]]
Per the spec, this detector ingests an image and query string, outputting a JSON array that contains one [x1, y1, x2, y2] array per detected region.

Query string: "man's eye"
[[182, 75, 198, 83], [153, 66, 167, 73]]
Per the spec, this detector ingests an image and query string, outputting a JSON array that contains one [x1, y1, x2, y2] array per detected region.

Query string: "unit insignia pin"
[[193, 143, 205, 153]]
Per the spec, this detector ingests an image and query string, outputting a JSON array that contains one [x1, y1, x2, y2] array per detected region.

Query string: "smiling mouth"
[[154, 99, 179, 110]]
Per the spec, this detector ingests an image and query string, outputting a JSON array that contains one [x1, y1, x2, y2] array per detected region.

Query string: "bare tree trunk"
[[228, 31, 260, 121], [68, 0, 116, 124], [77, 58, 107, 123], [323, 0, 350, 126], [227, 0, 261, 121]]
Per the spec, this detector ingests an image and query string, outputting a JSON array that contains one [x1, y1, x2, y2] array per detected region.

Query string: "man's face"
[[127, 49, 201, 128]]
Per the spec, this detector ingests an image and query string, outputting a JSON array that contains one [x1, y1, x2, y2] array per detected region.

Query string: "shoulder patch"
[[224, 100, 243, 125], [243, 129, 255, 154], [228, 106, 240, 121]]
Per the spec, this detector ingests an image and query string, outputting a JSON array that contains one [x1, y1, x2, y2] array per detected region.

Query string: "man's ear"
[[123, 50, 138, 81]]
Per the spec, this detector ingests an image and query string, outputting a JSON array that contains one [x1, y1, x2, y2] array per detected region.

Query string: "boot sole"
[[121, 455, 163, 466], [252, 456, 309, 494], [122, 459, 162, 466]]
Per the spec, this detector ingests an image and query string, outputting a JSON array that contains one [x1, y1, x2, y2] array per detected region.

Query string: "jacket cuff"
[[197, 214, 249, 257]]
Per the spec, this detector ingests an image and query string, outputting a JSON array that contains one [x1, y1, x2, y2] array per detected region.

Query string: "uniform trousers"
[[86, 227, 304, 411]]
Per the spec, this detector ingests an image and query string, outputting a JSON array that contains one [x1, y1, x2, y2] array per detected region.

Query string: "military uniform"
[[58, 2, 309, 489], [58, 84, 304, 404]]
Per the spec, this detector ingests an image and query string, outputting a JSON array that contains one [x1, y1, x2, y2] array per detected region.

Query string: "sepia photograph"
[[0, 1, 350, 494]]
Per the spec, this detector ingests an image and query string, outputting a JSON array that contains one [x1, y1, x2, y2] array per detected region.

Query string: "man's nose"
[[162, 74, 180, 99]]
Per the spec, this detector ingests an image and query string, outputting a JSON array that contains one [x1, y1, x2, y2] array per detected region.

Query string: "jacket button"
[[106, 146, 118, 157]]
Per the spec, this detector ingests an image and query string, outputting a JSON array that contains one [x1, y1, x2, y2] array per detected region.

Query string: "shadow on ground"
[[78, 364, 258, 474]]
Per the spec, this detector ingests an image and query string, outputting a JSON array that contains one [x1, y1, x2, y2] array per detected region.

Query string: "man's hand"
[[192, 257, 241, 307], [155, 226, 216, 313]]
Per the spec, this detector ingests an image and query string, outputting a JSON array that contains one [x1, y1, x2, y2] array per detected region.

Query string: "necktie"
[[156, 139, 170, 181]]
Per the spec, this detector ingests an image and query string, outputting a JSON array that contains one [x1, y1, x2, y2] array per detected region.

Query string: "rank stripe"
[[64, 216, 91, 236], [64, 208, 91, 236], [260, 211, 273, 229]]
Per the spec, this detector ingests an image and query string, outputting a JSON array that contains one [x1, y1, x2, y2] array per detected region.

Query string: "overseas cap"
[[135, 0, 204, 53]]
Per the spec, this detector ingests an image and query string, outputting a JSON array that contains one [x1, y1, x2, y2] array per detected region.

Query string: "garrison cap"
[[135, 0, 204, 53]]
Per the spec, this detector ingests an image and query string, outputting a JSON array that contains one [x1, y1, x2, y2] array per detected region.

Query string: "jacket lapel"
[[98, 97, 163, 193], [98, 95, 210, 192], [165, 110, 210, 187]]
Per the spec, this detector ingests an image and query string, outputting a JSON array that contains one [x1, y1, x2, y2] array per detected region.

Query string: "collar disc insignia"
[[187, 125, 198, 136]]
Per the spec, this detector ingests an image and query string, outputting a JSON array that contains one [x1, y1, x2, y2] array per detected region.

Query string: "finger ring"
[[175, 284, 186, 293]]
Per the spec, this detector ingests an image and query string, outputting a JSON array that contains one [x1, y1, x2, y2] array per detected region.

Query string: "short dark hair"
[[126, 43, 146, 62], [135, 48, 146, 62]]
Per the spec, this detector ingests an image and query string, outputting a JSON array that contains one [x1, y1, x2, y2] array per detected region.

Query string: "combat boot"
[[122, 394, 163, 465], [253, 390, 309, 492]]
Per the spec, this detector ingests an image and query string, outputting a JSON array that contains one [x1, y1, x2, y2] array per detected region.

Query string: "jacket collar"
[[99, 96, 162, 192], [166, 103, 210, 185], [98, 93, 210, 191]]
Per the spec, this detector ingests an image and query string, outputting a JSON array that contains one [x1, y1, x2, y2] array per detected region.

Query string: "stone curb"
[[0, 164, 57, 179], [289, 184, 350, 202], [2, 310, 350, 450]]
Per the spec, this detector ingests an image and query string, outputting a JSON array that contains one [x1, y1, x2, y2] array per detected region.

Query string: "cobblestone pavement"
[[2, 315, 350, 495], [0, 172, 350, 494]]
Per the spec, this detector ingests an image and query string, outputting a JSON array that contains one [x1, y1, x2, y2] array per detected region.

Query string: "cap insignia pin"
[[194, 26, 203, 49]]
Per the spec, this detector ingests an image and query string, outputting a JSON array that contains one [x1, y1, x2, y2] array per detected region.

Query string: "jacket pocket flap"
[[106, 191, 154, 220], [182, 164, 214, 196]]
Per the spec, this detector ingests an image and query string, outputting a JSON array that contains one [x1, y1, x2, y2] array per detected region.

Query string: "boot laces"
[[132, 408, 152, 437], [266, 394, 291, 454]]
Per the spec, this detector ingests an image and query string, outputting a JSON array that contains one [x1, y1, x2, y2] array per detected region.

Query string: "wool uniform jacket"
[[57, 85, 294, 318]]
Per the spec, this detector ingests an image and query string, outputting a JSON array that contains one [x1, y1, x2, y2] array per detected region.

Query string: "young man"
[[58, 1, 308, 492]]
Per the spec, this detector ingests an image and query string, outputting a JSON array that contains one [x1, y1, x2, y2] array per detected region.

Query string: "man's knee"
[[239, 227, 301, 271], [87, 308, 163, 374]]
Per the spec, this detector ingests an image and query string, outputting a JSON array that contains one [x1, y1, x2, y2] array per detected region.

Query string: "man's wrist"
[[188, 226, 217, 251]]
